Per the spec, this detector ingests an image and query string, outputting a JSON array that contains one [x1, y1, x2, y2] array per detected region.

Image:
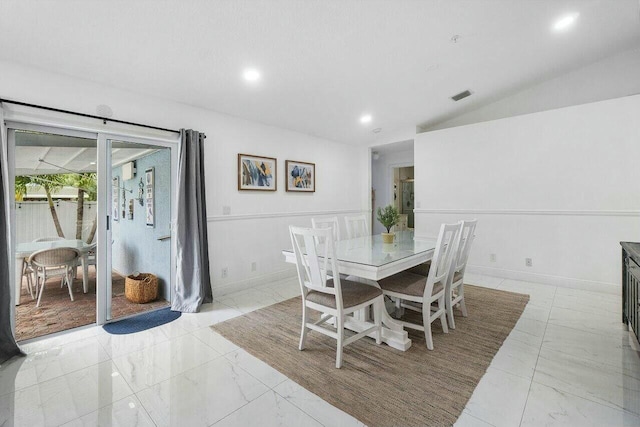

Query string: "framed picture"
[[145, 168, 155, 227], [112, 177, 119, 222], [238, 153, 277, 191], [285, 160, 315, 192]]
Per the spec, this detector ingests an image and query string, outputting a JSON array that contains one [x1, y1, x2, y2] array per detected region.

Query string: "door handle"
[[107, 215, 110, 231]]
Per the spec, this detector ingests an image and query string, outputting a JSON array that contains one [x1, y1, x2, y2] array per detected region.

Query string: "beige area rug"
[[212, 285, 529, 427]]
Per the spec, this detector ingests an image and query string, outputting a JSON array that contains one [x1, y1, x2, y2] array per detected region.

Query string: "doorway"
[[394, 167, 414, 229], [103, 137, 175, 322], [7, 124, 177, 341]]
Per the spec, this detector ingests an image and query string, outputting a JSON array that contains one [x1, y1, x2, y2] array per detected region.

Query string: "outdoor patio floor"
[[15, 266, 169, 342]]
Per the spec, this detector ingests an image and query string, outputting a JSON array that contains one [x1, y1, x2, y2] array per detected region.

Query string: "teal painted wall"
[[112, 149, 171, 301]]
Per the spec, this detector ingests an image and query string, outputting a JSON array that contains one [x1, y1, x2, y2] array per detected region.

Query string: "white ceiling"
[[14, 131, 158, 175], [1, 1, 639, 145]]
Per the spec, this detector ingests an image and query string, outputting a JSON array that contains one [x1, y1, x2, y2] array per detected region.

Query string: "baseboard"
[[213, 267, 297, 297], [466, 264, 619, 295]]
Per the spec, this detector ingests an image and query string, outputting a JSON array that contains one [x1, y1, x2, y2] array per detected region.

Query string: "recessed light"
[[90, 162, 96, 165], [243, 68, 261, 82], [553, 12, 579, 32], [360, 114, 372, 124]]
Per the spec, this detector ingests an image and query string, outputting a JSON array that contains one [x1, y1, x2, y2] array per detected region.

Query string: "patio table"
[[14, 239, 92, 305]]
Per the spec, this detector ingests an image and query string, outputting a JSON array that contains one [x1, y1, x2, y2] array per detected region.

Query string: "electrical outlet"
[[490, 254, 497, 262], [251, 261, 257, 272], [525, 258, 533, 267], [223, 206, 231, 215], [221, 267, 228, 278]]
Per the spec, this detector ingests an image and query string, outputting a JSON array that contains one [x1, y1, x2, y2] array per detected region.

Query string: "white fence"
[[15, 201, 98, 244]]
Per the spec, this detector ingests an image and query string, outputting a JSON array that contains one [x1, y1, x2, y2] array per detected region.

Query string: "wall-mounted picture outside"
[[286, 160, 315, 192], [112, 176, 119, 221], [238, 153, 277, 191]]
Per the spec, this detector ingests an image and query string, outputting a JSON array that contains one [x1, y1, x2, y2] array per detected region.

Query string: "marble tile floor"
[[1, 274, 639, 426]]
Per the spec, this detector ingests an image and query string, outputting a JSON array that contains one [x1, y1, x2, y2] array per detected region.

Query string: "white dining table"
[[282, 231, 438, 351], [14, 239, 92, 306]]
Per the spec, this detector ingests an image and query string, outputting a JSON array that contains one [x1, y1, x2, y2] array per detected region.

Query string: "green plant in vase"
[[376, 204, 400, 243]]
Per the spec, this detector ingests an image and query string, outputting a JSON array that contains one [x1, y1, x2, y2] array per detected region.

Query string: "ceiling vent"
[[451, 90, 472, 101]]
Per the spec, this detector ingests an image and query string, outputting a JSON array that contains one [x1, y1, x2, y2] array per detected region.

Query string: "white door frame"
[[98, 133, 178, 325]]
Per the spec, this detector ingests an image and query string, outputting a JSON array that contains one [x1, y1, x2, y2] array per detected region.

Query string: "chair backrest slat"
[[344, 215, 368, 239], [311, 216, 341, 242], [453, 219, 477, 274], [289, 226, 342, 304], [424, 222, 463, 298]]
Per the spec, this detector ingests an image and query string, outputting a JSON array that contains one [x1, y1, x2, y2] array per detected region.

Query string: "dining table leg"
[[340, 276, 412, 351]]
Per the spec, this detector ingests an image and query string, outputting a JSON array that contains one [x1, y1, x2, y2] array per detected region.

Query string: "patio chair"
[[18, 237, 64, 299], [29, 247, 81, 307]]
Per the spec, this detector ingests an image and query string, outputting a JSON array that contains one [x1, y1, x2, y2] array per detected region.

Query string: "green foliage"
[[14, 173, 97, 201], [14, 176, 30, 201], [376, 204, 400, 233], [64, 173, 97, 201]]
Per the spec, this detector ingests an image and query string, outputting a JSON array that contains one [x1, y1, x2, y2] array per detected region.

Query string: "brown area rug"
[[212, 285, 529, 427]]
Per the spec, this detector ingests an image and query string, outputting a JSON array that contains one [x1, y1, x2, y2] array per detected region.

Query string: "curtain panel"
[[171, 129, 212, 313], [0, 104, 25, 363]]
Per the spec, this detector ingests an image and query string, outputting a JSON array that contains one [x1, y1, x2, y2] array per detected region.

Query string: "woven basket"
[[125, 273, 158, 304]]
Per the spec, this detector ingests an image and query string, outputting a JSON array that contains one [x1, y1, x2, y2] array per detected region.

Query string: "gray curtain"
[[0, 104, 25, 363], [171, 129, 212, 313]]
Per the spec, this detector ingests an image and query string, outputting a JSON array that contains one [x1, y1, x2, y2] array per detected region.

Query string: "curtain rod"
[[0, 97, 183, 135]]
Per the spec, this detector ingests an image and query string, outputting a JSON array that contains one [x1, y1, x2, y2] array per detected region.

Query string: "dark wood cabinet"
[[621, 242, 640, 345]]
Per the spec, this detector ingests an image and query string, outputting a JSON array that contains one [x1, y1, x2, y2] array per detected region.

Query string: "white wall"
[[0, 60, 370, 296], [415, 94, 640, 294], [425, 48, 640, 131], [15, 201, 97, 244], [371, 149, 413, 234]]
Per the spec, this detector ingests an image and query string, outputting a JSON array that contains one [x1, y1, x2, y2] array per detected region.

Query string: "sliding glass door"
[[8, 123, 177, 339], [8, 124, 99, 341], [99, 135, 176, 323]]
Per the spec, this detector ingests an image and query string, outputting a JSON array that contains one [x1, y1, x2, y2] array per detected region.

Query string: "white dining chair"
[[311, 216, 341, 242], [377, 222, 463, 350], [290, 225, 383, 368], [444, 219, 477, 329], [344, 215, 368, 239], [29, 247, 81, 307]]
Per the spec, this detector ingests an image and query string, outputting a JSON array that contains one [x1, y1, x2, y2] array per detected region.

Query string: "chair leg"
[[422, 309, 434, 350], [299, 303, 308, 351], [394, 297, 404, 318], [36, 273, 45, 307], [439, 295, 449, 334], [66, 272, 74, 302], [22, 260, 34, 299], [446, 290, 456, 330], [459, 285, 468, 317], [335, 313, 344, 368], [374, 299, 382, 345]]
